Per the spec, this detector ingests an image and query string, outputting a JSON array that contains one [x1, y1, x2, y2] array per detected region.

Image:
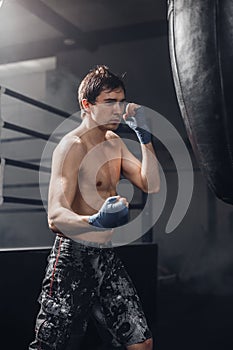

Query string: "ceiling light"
[[64, 38, 76, 46]]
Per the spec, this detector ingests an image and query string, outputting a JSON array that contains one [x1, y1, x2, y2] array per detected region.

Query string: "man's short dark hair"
[[78, 65, 126, 109]]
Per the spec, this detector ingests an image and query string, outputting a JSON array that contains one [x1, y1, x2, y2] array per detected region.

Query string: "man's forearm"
[[48, 207, 93, 235], [123, 103, 160, 193], [141, 142, 160, 193]]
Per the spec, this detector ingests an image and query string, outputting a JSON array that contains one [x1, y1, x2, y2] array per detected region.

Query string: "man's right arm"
[[48, 136, 129, 240], [47, 136, 94, 237]]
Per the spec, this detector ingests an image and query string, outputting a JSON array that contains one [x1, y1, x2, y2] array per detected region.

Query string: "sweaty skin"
[[48, 88, 160, 244]]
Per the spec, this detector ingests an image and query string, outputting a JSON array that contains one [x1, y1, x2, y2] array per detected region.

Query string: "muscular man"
[[29, 65, 160, 350]]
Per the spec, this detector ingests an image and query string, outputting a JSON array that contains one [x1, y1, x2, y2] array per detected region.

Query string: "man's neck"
[[79, 117, 108, 145]]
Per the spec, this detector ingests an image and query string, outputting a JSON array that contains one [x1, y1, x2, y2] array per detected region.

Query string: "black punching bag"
[[168, 0, 233, 204]]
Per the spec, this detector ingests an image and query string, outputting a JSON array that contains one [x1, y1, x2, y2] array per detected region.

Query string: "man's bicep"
[[49, 139, 83, 210], [121, 141, 142, 184]]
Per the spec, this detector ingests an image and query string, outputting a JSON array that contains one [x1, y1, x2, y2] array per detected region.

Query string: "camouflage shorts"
[[29, 235, 152, 349]]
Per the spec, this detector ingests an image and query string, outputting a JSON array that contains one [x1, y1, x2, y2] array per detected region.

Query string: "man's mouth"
[[109, 118, 121, 124]]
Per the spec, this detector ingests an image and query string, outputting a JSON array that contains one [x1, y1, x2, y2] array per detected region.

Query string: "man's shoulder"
[[106, 130, 120, 140], [54, 132, 86, 159]]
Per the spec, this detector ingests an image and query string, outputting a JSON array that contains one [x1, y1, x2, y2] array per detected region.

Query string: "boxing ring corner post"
[[0, 86, 5, 206], [0, 85, 6, 138], [0, 158, 5, 206]]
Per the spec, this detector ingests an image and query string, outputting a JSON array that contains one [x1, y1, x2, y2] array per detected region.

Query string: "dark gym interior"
[[1, 1, 233, 349]]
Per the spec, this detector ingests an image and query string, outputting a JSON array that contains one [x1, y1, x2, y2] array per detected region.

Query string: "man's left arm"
[[120, 103, 160, 193]]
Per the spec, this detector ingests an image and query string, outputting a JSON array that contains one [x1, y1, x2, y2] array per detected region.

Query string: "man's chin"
[[103, 122, 120, 130], [109, 123, 119, 130]]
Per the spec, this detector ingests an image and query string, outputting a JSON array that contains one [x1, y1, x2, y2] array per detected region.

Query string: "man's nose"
[[113, 102, 124, 114]]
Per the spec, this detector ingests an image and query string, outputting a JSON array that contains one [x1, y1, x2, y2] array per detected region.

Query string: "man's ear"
[[81, 99, 91, 113]]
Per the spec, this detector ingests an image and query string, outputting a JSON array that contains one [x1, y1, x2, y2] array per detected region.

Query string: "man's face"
[[90, 88, 126, 130]]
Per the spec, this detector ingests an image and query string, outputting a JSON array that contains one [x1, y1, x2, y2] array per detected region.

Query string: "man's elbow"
[[48, 219, 57, 232], [48, 210, 62, 232], [152, 185, 160, 194], [141, 185, 160, 194], [150, 175, 160, 193], [146, 185, 160, 194], [142, 179, 160, 194]]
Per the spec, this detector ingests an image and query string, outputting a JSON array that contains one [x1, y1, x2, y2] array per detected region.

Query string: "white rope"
[[0, 158, 5, 205], [0, 86, 6, 205], [0, 86, 5, 137]]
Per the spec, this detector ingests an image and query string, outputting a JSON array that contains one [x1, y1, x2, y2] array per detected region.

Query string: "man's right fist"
[[123, 104, 151, 144], [88, 196, 129, 228]]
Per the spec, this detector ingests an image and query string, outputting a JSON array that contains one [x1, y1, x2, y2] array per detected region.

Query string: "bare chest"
[[78, 146, 122, 191]]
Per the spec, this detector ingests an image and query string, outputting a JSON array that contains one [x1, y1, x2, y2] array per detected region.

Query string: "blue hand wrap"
[[88, 196, 129, 228], [125, 106, 151, 144]]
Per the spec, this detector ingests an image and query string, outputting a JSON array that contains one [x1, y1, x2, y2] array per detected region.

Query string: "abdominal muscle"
[[69, 186, 117, 244], [52, 142, 122, 244]]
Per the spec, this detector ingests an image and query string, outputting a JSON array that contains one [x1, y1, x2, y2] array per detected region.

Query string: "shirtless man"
[[29, 65, 160, 350]]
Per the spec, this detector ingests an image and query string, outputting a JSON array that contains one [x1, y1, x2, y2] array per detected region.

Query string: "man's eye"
[[104, 101, 125, 108]]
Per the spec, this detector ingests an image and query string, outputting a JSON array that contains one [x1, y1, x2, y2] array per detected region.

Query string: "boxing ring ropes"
[[0, 85, 76, 213], [0, 85, 146, 215]]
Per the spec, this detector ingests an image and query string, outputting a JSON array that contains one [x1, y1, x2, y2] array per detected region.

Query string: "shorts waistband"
[[57, 234, 112, 249]]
